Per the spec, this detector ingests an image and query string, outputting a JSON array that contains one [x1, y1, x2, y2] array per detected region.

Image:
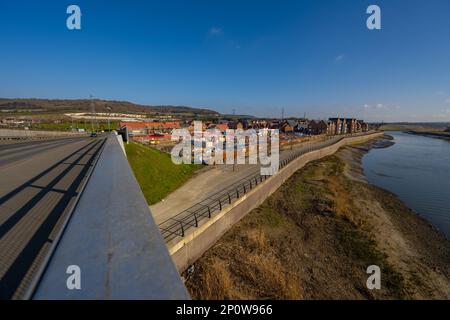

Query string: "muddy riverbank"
[[184, 135, 450, 300]]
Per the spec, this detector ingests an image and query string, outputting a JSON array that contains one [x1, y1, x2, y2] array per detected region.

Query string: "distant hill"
[[0, 98, 220, 116], [379, 122, 450, 132]]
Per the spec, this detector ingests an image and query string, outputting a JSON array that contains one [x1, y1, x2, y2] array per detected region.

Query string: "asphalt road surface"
[[0, 136, 105, 299]]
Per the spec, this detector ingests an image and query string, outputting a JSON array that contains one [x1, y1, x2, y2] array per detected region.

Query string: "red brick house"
[[308, 120, 328, 135], [120, 121, 181, 136]]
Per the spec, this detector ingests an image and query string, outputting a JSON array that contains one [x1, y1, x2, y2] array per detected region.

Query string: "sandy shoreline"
[[184, 135, 450, 300], [338, 136, 394, 183], [406, 130, 450, 140]]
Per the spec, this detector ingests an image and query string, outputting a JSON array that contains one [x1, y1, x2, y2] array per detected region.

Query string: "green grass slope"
[[125, 142, 200, 205]]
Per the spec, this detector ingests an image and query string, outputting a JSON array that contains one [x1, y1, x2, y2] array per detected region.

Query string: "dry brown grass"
[[185, 146, 450, 300]]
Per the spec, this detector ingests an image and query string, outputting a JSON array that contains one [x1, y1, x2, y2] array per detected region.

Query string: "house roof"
[[133, 134, 172, 140], [207, 123, 229, 131], [318, 120, 328, 127], [120, 121, 181, 129], [309, 120, 328, 129], [216, 123, 229, 131], [286, 120, 298, 127]]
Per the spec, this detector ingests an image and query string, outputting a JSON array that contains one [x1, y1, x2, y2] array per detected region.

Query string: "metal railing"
[[158, 131, 376, 243], [33, 134, 189, 299]]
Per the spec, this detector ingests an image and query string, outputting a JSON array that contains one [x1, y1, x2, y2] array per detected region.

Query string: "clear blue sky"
[[1, 0, 449, 121]]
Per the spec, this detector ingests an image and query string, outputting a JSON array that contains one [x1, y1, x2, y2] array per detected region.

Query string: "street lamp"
[[90, 95, 95, 132], [106, 106, 112, 132]]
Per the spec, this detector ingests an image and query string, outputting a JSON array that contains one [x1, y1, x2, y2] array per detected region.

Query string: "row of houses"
[[120, 117, 370, 139], [277, 118, 369, 135], [119, 121, 181, 136], [328, 118, 370, 135], [120, 120, 249, 136]]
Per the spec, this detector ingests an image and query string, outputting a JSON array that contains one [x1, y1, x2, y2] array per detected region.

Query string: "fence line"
[[158, 131, 375, 243]]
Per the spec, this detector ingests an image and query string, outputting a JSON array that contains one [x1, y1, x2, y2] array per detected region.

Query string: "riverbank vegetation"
[[379, 123, 448, 131], [185, 139, 450, 299], [380, 123, 450, 138]]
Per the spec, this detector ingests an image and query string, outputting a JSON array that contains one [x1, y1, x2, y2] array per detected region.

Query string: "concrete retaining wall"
[[170, 132, 384, 272], [116, 132, 127, 157]]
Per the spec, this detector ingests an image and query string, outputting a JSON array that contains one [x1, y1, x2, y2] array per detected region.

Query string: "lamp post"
[[90, 95, 95, 132], [106, 106, 112, 132]]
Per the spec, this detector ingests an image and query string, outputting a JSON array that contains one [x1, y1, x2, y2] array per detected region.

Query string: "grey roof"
[[286, 120, 298, 127]]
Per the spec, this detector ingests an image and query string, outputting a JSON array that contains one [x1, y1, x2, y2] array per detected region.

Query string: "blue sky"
[[1, 0, 450, 121]]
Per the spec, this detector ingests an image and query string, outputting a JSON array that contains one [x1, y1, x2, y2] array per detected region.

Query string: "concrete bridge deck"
[[0, 136, 104, 299], [32, 134, 189, 300], [0, 129, 381, 299], [0, 133, 188, 300]]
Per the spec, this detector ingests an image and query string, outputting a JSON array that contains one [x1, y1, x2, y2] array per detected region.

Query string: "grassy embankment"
[[125, 142, 201, 205], [380, 123, 450, 135], [185, 144, 450, 300]]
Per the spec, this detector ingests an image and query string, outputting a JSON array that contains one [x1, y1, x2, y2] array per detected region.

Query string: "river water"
[[362, 131, 450, 239]]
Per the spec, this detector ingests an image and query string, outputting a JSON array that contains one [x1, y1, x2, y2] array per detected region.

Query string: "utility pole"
[[90, 95, 95, 132], [106, 106, 112, 132], [281, 107, 284, 121]]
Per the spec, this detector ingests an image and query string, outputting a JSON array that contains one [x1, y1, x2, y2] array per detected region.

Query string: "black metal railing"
[[158, 131, 375, 243]]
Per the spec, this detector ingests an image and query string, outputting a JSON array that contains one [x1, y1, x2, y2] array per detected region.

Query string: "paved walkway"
[[150, 139, 326, 224]]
